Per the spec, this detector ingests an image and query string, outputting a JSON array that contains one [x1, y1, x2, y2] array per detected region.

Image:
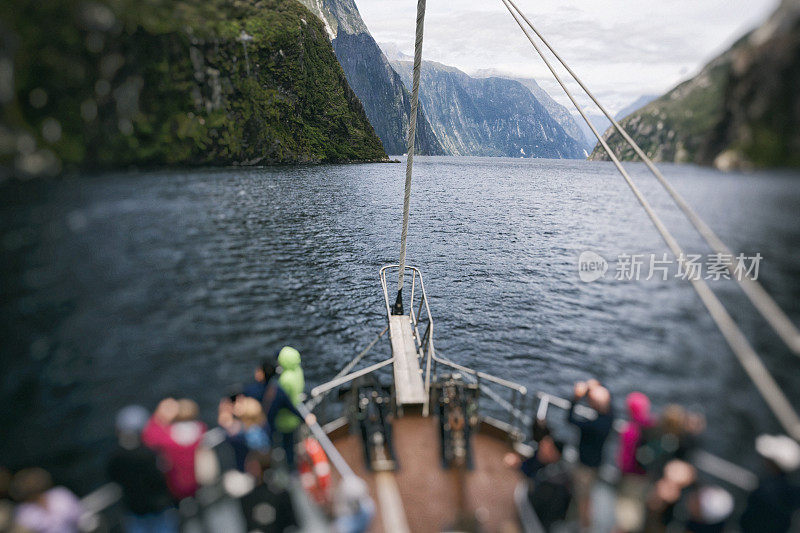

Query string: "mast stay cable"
[[499, 0, 800, 441], [503, 0, 800, 355], [394, 0, 427, 315]]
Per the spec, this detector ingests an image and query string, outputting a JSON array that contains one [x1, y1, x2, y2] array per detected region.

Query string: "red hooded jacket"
[[142, 417, 206, 500]]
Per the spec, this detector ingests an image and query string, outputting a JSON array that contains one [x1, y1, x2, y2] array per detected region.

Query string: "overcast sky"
[[356, 0, 779, 113]]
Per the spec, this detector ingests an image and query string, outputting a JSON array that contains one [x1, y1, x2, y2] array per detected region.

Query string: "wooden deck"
[[388, 315, 426, 406], [329, 415, 523, 533]]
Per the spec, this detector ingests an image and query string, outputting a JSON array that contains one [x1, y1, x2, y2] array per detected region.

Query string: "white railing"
[[380, 264, 531, 427]]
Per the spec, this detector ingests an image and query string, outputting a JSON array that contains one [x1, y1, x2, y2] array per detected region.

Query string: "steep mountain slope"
[[472, 69, 589, 151], [589, 49, 734, 164], [393, 61, 585, 159], [699, 0, 800, 168], [0, 0, 387, 177], [591, 0, 800, 168], [298, 0, 443, 155]]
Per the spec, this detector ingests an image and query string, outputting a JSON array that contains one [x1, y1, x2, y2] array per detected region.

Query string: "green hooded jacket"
[[276, 346, 305, 433]]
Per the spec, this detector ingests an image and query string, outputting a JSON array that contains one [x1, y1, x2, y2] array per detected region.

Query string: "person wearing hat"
[[108, 405, 177, 533], [615, 391, 656, 532], [262, 346, 309, 469], [740, 434, 800, 533]]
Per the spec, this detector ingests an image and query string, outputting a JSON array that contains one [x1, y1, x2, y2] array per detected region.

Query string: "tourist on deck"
[[615, 391, 655, 533], [739, 434, 800, 533], [617, 392, 655, 475], [263, 346, 306, 468], [567, 379, 613, 528], [10, 468, 83, 533], [108, 405, 177, 533], [502, 418, 552, 477], [218, 396, 271, 472], [527, 437, 572, 531], [640, 404, 706, 476], [243, 359, 276, 402], [239, 447, 299, 533], [142, 398, 207, 501], [505, 419, 572, 531], [684, 484, 734, 533], [643, 458, 697, 532]]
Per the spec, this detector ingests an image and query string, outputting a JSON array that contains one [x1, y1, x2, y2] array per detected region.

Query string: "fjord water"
[[2, 157, 800, 492]]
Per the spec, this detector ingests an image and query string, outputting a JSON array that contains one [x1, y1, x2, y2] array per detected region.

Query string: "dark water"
[[2, 157, 800, 494]]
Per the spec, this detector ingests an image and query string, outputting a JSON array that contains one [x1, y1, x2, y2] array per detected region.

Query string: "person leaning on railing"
[[567, 379, 613, 529], [261, 346, 314, 469]]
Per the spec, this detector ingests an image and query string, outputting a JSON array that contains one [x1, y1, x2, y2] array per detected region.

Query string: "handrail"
[[537, 391, 606, 422], [296, 402, 359, 480], [307, 327, 389, 410], [79, 482, 122, 522], [434, 355, 527, 394], [309, 358, 395, 399], [482, 382, 533, 427]]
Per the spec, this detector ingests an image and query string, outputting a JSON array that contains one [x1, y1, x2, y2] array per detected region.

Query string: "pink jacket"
[[142, 417, 206, 500], [617, 392, 653, 475]]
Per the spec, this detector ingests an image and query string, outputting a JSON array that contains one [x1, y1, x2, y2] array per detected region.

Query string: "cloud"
[[356, 0, 779, 113]]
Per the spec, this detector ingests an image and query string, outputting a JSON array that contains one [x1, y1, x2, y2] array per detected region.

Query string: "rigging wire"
[[395, 0, 427, 315], [499, 0, 800, 441], [503, 0, 800, 355]]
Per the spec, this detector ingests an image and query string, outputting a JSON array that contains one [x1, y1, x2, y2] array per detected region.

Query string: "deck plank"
[[388, 315, 426, 406], [331, 415, 523, 532]]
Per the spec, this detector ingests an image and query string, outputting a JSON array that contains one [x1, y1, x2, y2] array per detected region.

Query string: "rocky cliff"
[[591, 0, 800, 169], [393, 61, 585, 159], [0, 0, 388, 177], [473, 69, 590, 152], [298, 0, 443, 155], [588, 45, 736, 164], [699, 0, 800, 168]]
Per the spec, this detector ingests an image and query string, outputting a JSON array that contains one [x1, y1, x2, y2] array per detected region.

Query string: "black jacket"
[[108, 444, 173, 514], [567, 401, 613, 468]]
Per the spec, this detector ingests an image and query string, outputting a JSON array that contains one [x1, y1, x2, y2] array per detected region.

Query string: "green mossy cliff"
[[0, 0, 387, 177]]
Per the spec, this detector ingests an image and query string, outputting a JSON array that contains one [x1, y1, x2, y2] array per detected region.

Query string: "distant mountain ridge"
[[302, 0, 591, 160], [298, 0, 443, 155], [392, 61, 585, 159]]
